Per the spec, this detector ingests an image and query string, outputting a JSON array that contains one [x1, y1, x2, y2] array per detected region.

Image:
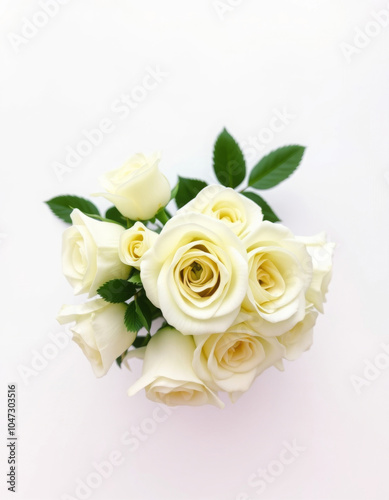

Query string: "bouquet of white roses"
[[47, 129, 334, 408]]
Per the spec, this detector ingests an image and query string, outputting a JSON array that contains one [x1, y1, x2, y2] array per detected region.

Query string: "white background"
[[1, 1, 389, 499]]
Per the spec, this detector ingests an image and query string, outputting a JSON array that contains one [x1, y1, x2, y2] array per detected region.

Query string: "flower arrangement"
[[47, 129, 334, 408]]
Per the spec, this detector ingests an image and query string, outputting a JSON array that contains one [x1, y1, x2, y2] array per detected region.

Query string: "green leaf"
[[128, 270, 142, 286], [175, 177, 208, 209], [213, 128, 246, 188], [45, 195, 100, 224], [135, 295, 152, 332], [124, 301, 143, 332], [155, 207, 170, 225], [249, 145, 306, 190], [132, 334, 151, 349], [242, 191, 281, 223], [151, 304, 162, 318], [97, 279, 136, 304], [170, 182, 179, 200], [116, 351, 128, 368], [105, 206, 128, 228]]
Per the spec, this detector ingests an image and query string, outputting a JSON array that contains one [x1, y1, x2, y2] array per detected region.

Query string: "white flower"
[[140, 212, 248, 335], [127, 327, 224, 408], [57, 299, 136, 377], [277, 304, 318, 361], [177, 184, 263, 239], [95, 153, 171, 220], [119, 222, 158, 269], [62, 209, 129, 297], [243, 221, 313, 336], [296, 232, 335, 313], [192, 320, 285, 402]]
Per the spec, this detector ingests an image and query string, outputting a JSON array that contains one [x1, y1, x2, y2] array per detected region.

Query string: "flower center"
[[215, 207, 239, 223], [257, 266, 275, 289], [128, 235, 144, 259], [252, 254, 285, 301], [176, 245, 222, 299], [190, 262, 203, 280]]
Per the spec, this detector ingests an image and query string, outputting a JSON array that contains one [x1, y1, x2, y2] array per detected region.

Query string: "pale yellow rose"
[[140, 212, 248, 335], [277, 303, 318, 361], [95, 153, 171, 220], [57, 299, 136, 377], [62, 209, 129, 297], [193, 320, 285, 402], [243, 221, 313, 336], [119, 222, 158, 269], [296, 233, 335, 313], [177, 184, 263, 239], [128, 327, 224, 408]]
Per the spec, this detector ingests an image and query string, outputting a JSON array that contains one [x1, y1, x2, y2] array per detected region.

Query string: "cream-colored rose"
[[277, 304, 318, 361], [62, 209, 130, 297], [296, 233, 335, 313], [95, 153, 171, 220], [177, 184, 263, 239], [192, 320, 285, 402], [127, 327, 224, 408], [140, 212, 248, 335], [57, 299, 136, 377], [242, 221, 313, 336], [119, 222, 158, 269]]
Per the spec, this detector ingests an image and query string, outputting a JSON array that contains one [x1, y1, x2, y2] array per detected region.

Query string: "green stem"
[[155, 208, 170, 225]]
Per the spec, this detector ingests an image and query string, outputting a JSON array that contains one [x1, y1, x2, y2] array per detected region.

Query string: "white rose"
[[243, 221, 313, 336], [177, 184, 263, 239], [127, 327, 224, 408], [62, 209, 130, 297], [57, 299, 136, 377], [140, 212, 248, 335], [119, 222, 158, 269], [296, 232, 335, 313], [192, 320, 285, 402], [277, 304, 318, 361], [95, 152, 171, 220]]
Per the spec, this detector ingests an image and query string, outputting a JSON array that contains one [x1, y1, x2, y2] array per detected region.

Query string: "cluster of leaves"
[[174, 129, 305, 222], [97, 270, 163, 366], [46, 196, 132, 228], [45, 202, 168, 366], [45, 201, 166, 364], [45, 130, 305, 228], [45, 128, 306, 367]]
